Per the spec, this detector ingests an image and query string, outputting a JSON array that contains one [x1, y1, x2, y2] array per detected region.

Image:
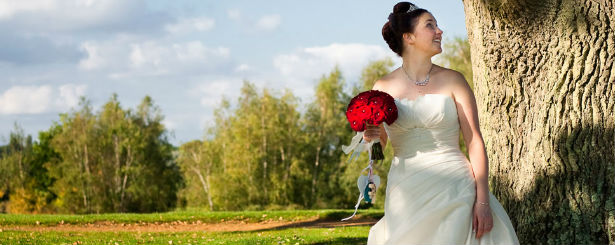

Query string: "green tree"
[[50, 98, 97, 213], [0, 124, 32, 213], [0, 123, 61, 214], [177, 140, 217, 210], [48, 95, 182, 213], [193, 81, 304, 211], [302, 66, 352, 208], [122, 96, 183, 212]]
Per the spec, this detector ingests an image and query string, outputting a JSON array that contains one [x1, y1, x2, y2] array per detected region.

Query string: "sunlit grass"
[[1, 226, 370, 245], [0, 209, 381, 244], [0, 208, 383, 226]]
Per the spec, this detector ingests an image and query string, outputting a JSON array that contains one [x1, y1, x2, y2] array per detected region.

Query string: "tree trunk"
[[311, 144, 321, 207], [113, 135, 121, 209], [261, 103, 269, 202], [82, 142, 91, 213], [191, 166, 213, 211], [119, 146, 133, 212], [206, 170, 214, 211], [281, 145, 289, 204], [463, 0, 614, 244]]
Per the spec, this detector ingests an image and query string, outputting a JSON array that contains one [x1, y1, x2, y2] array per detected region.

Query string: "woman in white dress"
[[363, 2, 520, 244]]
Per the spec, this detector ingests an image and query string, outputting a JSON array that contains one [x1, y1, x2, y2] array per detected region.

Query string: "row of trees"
[[0, 38, 472, 213], [179, 65, 379, 211], [0, 96, 182, 213]]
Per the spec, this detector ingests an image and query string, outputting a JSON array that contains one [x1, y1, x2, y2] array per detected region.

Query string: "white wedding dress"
[[367, 93, 520, 245]]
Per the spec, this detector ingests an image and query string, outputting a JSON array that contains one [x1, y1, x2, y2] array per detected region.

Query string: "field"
[[0, 209, 383, 245]]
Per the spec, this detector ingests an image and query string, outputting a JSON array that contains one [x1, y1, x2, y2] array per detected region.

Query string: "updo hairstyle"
[[382, 2, 430, 57]]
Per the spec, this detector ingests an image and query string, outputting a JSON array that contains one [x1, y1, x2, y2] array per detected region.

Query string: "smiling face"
[[403, 12, 443, 57]]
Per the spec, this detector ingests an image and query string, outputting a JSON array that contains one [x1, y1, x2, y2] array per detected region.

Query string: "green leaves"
[[1, 95, 182, 214], [176, 59, 398, 211]]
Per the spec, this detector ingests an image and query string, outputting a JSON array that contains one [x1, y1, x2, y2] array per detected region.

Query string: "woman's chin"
[[430, 48, 443, 56]]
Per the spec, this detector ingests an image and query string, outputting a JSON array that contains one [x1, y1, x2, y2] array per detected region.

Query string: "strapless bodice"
[[383, 93, 461, 159]]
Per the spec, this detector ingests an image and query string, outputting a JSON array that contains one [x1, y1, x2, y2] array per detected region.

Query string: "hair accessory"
[[406, 4, 419, 13]]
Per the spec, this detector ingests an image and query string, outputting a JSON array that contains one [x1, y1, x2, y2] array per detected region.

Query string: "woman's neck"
[[401, 52, 433, 81]]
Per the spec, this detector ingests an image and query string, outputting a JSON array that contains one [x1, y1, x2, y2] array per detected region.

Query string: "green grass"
[[0, 209, 382, 245], [1, 226, 370, 245], [0, 208, 383, 226]]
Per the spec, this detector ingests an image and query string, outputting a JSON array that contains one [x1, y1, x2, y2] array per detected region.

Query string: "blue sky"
[[0, 0, 467, 145]]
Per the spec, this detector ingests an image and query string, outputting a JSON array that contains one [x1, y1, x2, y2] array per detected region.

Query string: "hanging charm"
[[341, 145, 382, 221]]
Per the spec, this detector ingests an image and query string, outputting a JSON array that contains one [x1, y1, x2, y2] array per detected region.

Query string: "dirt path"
[[1, 217, 377, 232]]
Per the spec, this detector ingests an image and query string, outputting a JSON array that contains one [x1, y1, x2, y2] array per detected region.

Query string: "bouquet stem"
[[371, 142, 384, 161]]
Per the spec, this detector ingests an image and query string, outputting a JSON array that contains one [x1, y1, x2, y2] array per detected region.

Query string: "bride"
[[363, 2, 520, 244]]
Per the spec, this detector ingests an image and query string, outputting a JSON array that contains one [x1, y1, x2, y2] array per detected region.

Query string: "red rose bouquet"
[[344, 90, 398, 162], [340, 90, 398, 221]]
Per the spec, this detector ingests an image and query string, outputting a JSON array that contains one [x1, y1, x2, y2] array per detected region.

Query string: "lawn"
[[0, 209, 383, 245]]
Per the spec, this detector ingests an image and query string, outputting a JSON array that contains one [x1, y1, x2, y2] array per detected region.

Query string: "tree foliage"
[[1, 51, 472, 213], [1, 95, 182, 213]]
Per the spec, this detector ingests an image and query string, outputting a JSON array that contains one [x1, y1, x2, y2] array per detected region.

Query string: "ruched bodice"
[[368, 93, 520, 245], [384, 93, 460, 159]]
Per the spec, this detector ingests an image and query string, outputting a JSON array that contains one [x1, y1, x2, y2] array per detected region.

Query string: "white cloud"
[[235, 64, 252, 72], [163, 118, 177, 130], [0, 85, 52, 114], [55, 84, 87, 110], [0, 0, 55, 19], [196, 80, 233, 107], [255, 14, 281, 31], [76, 38, 233, 78], [174, 41, 230, 62], [125, 40, 230, 73], [226, 10, 280, 32], [165, 17, 215, 34], [0, 0, 168, 34], [271, 43, 399, 101], [0, 84, 88, 114], [274, 43, 397, 82], [227, 9, 241, 21], [79, 42, 105, 70]]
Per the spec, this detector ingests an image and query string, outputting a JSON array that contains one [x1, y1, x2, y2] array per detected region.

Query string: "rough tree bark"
[[463, 0, 614, 244]]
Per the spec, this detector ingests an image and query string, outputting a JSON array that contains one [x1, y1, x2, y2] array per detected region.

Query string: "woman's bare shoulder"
[[434, 65, 468, 88], [372, 70, 399, 92], [434, 66, 466, 84]]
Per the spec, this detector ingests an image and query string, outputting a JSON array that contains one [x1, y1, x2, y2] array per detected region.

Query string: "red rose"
[[345, 90, 398, 131], [368, 96, 385, 110], [368, 109, 386, 125]]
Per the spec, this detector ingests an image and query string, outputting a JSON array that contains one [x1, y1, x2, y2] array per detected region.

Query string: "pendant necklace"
[[402, 64, 433, 87]]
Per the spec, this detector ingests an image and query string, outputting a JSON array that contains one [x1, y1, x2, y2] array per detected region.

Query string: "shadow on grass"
[[249, 215, 378, 232], [306, 237, 367, 245]]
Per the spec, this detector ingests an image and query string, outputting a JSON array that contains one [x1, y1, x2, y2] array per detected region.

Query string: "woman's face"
[[406, 12, 443, 56]]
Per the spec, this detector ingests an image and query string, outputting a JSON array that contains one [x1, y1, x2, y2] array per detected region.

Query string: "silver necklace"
[[402, 64, 432, 86]]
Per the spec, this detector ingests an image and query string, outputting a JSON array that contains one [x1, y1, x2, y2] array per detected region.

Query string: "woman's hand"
[[363, 124, 381, 142], [472, 201, 493, 239]]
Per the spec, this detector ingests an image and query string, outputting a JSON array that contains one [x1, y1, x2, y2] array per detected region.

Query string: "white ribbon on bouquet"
[[341, 131, 381, 221]]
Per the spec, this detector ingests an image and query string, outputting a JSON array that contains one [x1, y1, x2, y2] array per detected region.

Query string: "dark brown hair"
[[382, 2, 430, 57]]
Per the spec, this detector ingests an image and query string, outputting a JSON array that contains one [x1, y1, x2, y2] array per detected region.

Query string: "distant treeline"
[[0, 38, 471, 213], [0, 95, 181, 213]]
